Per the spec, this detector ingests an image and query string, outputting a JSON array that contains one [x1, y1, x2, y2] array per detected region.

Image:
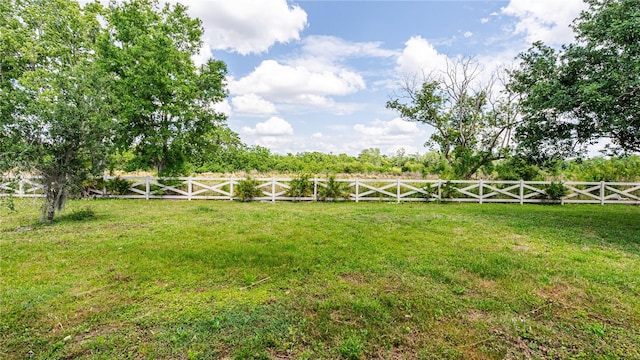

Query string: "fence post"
[[229, 178, 234, 201], [600, 181, 605, 205], [355, 178, 359, 203], [18, 178, 24, 197], [397, 178, 400, 203], [272, 177, 276, 202], [187, 177, 192, 201], [519, 180, 524, 205], [145, 176, 150, 200], [313, 178, 318, 201], [479, 179, 483, 204], [437, 180, 442, 201]]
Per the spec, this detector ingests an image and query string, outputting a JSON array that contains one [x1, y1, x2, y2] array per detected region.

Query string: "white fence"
[[2, 176, 640, 205]]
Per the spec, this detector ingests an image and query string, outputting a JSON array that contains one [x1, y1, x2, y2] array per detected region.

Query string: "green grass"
[[1, 199, 639, 359]]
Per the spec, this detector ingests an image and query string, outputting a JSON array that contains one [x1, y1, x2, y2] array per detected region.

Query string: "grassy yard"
[[1, 199, 639, 359]]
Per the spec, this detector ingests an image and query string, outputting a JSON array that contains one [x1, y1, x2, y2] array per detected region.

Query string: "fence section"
[[2, 176, 640, 205]]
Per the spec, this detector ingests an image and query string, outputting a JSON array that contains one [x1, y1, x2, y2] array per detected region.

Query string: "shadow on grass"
[[477, 204, 640, 254], [54, 207, 97, 223]]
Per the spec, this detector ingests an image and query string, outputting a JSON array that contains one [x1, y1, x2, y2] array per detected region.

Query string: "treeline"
[[112, 145, 640, 182]]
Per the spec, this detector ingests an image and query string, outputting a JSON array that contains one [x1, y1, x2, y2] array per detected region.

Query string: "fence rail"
[[2, 176, 640, 205]]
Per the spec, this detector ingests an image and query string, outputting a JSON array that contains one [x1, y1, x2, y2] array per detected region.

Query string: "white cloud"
[[464, 31, 473, 38], [288, 35, 398, 75], [231, 94, 277, 115], [229, 60, 366, 114], [351, 118, 426, 154], [212, 98, 232, 117], [190, 0, 307, 55], [300, 35, 397, 63], [242, 116, 294, 136], [396, 36, 450, 76], [191, 41, 213, 67], [501, 0, 587, 45], [230, 60, 365, 99], [354, 118, 419, 137], [481, 17, 490, 24], [386, 118, 420, 135], [80, 0, 307, 57], [236, 118, 428, 156]]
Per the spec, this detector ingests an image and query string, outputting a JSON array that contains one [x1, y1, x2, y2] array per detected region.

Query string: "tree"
[[0, 0, 115, 222], [98, 0, 229, 176], [386, 58, 518, 179], [357, 148, 384, 170], [509, 0, 640, 161]]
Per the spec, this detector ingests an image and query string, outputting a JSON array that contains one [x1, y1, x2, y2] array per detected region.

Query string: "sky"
[[146, 0, 589, 156]]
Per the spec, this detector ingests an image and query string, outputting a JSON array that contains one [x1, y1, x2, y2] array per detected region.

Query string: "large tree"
[[98, 0, 229, 176], [387, 58, 518, 179], [0, 0, 115, 222], [509, 0, 640, 161]]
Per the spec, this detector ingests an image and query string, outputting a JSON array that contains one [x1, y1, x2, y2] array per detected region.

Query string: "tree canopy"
[[0, 0, 231, 221], [387, 58, 518, 179], [98, 0, 229, 176], [0, 0, 115, 221], [509, 0, 640, 161]]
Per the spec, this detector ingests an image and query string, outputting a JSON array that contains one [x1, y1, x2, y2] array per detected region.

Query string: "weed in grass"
[[193, 205, 217, 213], [587, 322, 606, 337], [339, 335, 364, 360], [243, 273, 259, 286]]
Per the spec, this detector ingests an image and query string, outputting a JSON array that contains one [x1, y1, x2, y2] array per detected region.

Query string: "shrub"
[[234, 176, 262, 202], [545, 181, 567, 201], [286, 174, 313, 200], [495, 157, 544, 181], [105, 177, 132, 195], [318, 176, 350, 201], [421, 183, 437, 201], [441, 181, 457, 199]]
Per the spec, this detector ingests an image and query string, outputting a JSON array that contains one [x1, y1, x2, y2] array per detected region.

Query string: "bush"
[[545, 181, 567, 201], [441, 181, 457, 199], [421, 183, 437, 201], [286, 174, 313, 200], [318, 176, 350, 201], [234, 176, 262, 202], [105, 177, 132, 195], [495, 157, 544, 181]]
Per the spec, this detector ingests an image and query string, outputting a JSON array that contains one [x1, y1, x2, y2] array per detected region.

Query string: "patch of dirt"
[[113, 273, 133, 282], [339, 272, 366, 285], [536, 282, 587, 309], [512, 244, 532, 252], [466, 310, 489, 322], [374, 347, 419, 360], [476, 278, 496, 292]]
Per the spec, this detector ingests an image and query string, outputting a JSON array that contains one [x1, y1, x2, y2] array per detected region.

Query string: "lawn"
[[1, 199, 639, 359]]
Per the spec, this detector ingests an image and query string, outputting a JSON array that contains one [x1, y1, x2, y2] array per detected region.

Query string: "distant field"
[[1, 200, 639, 359]]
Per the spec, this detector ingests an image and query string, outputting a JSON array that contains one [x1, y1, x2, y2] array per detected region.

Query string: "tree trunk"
[[41, 175, 66, 223], [46, 199, 56, 223]]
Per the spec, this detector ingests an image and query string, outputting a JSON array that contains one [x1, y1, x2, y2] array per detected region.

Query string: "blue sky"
[[182, 0, 588, 156]]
